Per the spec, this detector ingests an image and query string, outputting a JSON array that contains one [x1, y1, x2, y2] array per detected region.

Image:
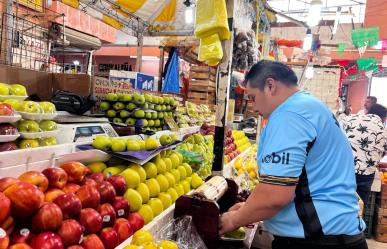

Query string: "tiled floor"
[[367, 239, 387, 249]]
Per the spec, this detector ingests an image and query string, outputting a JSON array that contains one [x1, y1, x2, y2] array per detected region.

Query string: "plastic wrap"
[[158, 216, 208, 249], [175, 149, 204, 166], [194, 0, 230, 41], [198, 34, 223, 66], [0, 124, 18, 135]]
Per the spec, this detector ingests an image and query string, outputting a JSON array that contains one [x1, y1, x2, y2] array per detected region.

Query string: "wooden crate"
[[375, 232, 387, 243], [189, 81, 216, 92], [190, 71, 216, 81], [190, 65, 217, 75]]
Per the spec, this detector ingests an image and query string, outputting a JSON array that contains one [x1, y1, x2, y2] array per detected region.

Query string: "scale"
[[54, 111, 118, 144]]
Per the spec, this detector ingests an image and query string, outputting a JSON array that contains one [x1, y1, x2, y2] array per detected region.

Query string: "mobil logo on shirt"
[[262, 152, 290, 165]]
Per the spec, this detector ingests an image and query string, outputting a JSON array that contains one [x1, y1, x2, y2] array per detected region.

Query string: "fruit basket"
[[0, 114, 22, 123], [18, 112, 58, 121], [0, 134, 20, 142], [19, 130, 59, 139]]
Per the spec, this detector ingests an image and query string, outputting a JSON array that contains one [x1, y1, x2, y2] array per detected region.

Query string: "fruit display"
[[0, 83, 28, 98], [232, 130, 251, 152], [223, 128, 241, 164], [0, 103, 21, 151], [91, 133, 178, 152], [99, 92, 178, 133], [0, 160, 150, 249], [128, 229, 178, 248], [175, 133, 214, 179], [232, 145, 259, 191], [175, 102, 215, 128]]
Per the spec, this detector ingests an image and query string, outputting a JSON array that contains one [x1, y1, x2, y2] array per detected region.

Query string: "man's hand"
[[219, 210, 238, 235], [229, 202, 245, 211]]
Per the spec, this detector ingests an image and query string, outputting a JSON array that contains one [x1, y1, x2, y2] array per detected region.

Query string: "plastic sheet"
[[351, 27, 379, 48], [194, 0, 230, 41], [158, 216, 208, 249], [198, 34, 223, 66], [356, 57, 376, 71]]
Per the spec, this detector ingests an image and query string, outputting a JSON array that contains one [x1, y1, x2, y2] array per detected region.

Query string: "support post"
[[212, 0, 237, 176], [135, 33, 143, 72], [158, 46, 165, 91]]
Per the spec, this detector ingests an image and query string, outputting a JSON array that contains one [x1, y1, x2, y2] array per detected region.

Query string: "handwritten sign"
[[164, 116, 179, 131], [92, 76, 133, 101]]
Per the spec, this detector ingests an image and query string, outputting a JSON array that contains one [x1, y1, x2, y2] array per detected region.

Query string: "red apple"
[[0, 141, 17, 152], [0, 192, 10, 224], [99, 227, 119, 249], [53, 193, 82, 220], [81, 179, 97, 188], [3, 182, 44, 217], [62, 183, 80, 194], [42, 168, 68, 189], [44, 189, 65, 203], [18, 171, 49, 193], [106, 176, 126, 196], [0, 177, 19, 192], [113, 218, 133, 243], [0, 228, 9, 249], [111, 197, 129, 218], [57, 219, 83, 247], [31, 203, 63, 233], [79, 208, 102, 235], [0, 215, 14, 235], [8, 243, 33, 249], [80, 234, 104, 249], [67, 246, 84, 249], [60, 162, 88, 183], [10, 228, 34, 244], [30, 232, 64, 249], [97, 203, 116, 228], [97, 182, 116, 204], [127, 212, 144, 232], [76, 185, 100, 209], [0, 103, 13, 116], [87, 173, 105, 183]]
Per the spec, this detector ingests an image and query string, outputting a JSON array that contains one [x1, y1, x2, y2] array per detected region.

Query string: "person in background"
[[358, 96, 377, 115], [340, 103, 387, 204], [219, 61, 367, 249]]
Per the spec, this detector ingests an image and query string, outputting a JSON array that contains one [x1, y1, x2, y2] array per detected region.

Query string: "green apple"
[[139, 140, 145, 150], [113, 117, 123, 123], [144, 162, 157, 179], [100, 101, 110, 111], [157, 127, 162, 131], [146, 178, 160, 198], [152, 96, 158, 104], [163, 158, 172, 172], [9, 84, 27, 96], [158, 112, 164, 119], [158, 192, 172, 209], [125, 118, 136, 126], [111, 138, 126, 152], [130, 163, 147, 182], [106, 109, 116, 118], [145, 112, 152, 119], [120, 168, 140, 189], [106, 93, 118, 101], [149, 104, 155, 110], [133, 93, 145, 105], [92, 135, 111, 150], [159, 134, 172, 146], [134, 109, 145, 118], [113, 102, 125, 110], [161, 105, 166, 111], [87, 162, 107, 173], [19, 139, 39, 149], [0, 83, 10, 95], [158, 96, 164, 104], [120, 93, 132, 102], [145, 137, 160, 150], [163, 97, 169, 104], [136, 119, 148, 127], [39, 102, 56, 113], [103, 166, 124, 177], [4, 99, 21, 110], [151, 112, 158, 119], [136, 183, 150, 204], [148, 198, 164, 217], [39, 120, 57, 131], [156, 174, 169, 192], [170, 169, 180, 183], [154, 120, 161, 127], [138, 204, 153, 224], [126, 103, 137, 111], [17, 120, 40, 132], [166, 105, 171, 111], [120, 110, 130, 118], [143, 103, 149, 109], [19, 101, 41, 113], [164, 172, 176, 187], [39, 137, 57, 146], [155, 105, 161, 111], [148, 120, 155, 127], [144, 94, 153, 103], [126, 139, 141, 151]]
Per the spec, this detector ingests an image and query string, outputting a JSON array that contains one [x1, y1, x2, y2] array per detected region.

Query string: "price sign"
[[164, 117, 179, 131]]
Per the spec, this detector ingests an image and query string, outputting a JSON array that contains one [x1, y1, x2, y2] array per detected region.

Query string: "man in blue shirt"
[[219, 61, 367, 249]]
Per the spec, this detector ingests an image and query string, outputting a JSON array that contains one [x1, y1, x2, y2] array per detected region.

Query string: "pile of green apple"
[[16, 119, 58, 148], [0, 83, 28, 96], [1, 99, 56, 114], [92, 134, 177, 152], [176, 133, 214, 179], [99, 93, 178, 132], [89, 150, 204, 225]]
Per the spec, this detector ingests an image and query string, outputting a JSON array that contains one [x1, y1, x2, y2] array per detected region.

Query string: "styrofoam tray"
[[0, 114, 22, 123], [19, 130, 59, 139], [18, 112, 57, 121], [0, 95, 28, 101], [0, 134, 20, 142]]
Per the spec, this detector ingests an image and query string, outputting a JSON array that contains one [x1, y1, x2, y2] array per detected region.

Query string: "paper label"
[[118, 209, 125, 217], [0, 228, 6, 238], [103, 215, 111, 222], [20, 228, 30, 236]]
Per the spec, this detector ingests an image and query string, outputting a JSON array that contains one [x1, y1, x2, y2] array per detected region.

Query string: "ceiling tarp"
[[66, 0, 195, 36]]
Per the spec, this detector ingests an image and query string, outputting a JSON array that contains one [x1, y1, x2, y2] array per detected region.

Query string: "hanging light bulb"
[[184, 0, 194, 24], [306, 0, 323, 27]]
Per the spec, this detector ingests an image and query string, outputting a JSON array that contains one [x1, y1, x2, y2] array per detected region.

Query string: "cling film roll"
[[193, 176, 228, 202]]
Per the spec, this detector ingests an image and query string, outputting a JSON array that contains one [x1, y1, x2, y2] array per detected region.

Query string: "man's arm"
[[219, 183, 295, 234]]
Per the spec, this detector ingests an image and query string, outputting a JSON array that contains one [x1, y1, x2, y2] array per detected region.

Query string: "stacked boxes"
[[188, 66, 216, 106], [375, 184, 387, 242]]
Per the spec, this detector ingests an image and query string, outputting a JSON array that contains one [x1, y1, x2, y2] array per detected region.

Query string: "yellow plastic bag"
[[198, 33, 223, 66], [195, 0, 230, 41]]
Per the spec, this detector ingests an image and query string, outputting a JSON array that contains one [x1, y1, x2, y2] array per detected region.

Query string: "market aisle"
[[367, 240, 387, 249]]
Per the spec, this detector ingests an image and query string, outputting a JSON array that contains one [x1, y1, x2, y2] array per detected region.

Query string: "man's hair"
[[368, 103, 386, 120], [244, 60, 298, 90], [367, 96, 377, 104]]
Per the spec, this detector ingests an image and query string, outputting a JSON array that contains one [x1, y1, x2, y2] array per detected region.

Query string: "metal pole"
[[158, 46, 165, 92], [212, 0, 237, 176]]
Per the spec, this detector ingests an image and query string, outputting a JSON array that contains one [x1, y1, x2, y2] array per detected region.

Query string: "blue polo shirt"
[[258, 91, 365, 238]]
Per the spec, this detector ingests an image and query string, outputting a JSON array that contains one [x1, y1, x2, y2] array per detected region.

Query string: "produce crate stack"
[[375, 184, 387, 242], [363, 192, 376, 238], [188, 66, 216, 106]]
